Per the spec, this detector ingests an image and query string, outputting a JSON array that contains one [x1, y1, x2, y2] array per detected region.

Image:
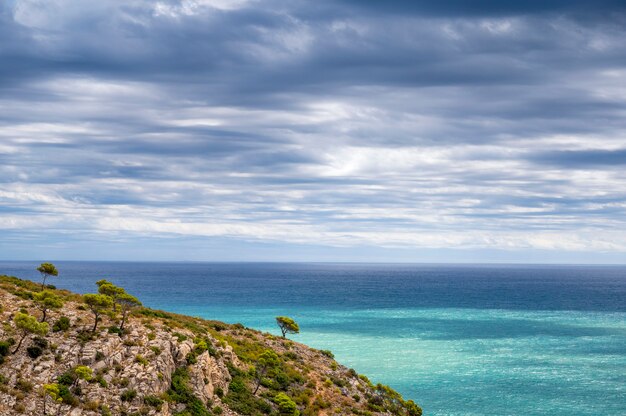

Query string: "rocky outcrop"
[[0, 275, 422, 416]]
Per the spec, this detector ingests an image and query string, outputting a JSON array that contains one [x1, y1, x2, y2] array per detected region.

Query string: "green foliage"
[[135, 354, 149, 366], [37, 263, 58, 288], [58, 384, 78, 405], [224, 376, 273, 415], [26, 345, 43, 358], [12, 312, 49, 353], [15, 378, 33, 392], [33, 290, 64, 322], [14, 312, 49, 336], [52, 316, 71, 332], [117, 292, 142, 330], [0, 341, 10, 357], [143, 394, 164, 409], [108, 326, 122, 335], [319, 349, 334, 359], [83, 293, 113, 332], [57, 370, 76, 386], [168, 367, 211, 416], [274, 393, 299, 416], [74, 365, 93, 382], [120, 389, 137, 402], [275, 316, 299, 338]]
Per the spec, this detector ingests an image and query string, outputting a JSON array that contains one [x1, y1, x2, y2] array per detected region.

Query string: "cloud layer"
[[1, 0, 626, 261]]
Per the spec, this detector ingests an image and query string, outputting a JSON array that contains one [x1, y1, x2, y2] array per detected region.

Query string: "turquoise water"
[[1, 262, 625, 415]]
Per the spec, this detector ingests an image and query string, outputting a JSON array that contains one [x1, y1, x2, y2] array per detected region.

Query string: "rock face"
[[0, 293, 235, 415], [0, 275, 422, 416]]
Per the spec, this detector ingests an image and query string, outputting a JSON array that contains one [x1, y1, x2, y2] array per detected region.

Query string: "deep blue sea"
[[1, 262, 625, 415]]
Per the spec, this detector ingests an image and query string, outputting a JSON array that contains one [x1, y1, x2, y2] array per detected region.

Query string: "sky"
[[1, 0, 626, 263]]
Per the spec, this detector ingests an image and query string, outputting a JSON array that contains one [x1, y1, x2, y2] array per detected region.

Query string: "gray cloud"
[[1, 0, 626, 260]]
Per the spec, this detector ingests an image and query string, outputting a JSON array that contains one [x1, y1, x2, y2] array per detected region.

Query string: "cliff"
[[0, 275, 422, 416]]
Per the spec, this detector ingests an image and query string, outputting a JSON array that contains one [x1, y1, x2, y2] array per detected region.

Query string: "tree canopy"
[[13, 312, 49, 353], [253, 349, 280, 394], [117, 292, 142, 331], [83, 294, 113, 333], [275, 316, 299, 338], [36, 262, 58, 289], [33, 290, 64, 322]]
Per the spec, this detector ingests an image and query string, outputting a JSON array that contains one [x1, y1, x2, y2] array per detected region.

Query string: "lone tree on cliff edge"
[[37, 263, 58, 289], [275, 316, 300, 338]]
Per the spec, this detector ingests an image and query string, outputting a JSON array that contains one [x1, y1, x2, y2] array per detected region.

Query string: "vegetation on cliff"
[[0, 273, 422, 416]]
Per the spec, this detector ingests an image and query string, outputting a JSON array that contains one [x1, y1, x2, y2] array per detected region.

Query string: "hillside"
[[0, 275, 422, 416]]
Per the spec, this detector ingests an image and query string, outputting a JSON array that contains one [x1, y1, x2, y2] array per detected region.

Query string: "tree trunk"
[[92, 313, 99, 333], [12, 332, 27, 354], [120, 310, 127, 331]]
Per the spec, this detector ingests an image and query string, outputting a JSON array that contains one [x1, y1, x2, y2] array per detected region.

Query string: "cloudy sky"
[[1, 0, 626, 263]]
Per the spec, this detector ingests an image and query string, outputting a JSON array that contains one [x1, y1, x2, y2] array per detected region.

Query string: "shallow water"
[[1, 262, 625, 415]]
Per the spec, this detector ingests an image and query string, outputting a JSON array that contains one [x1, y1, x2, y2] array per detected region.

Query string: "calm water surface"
[[1, 262, 625, 416]]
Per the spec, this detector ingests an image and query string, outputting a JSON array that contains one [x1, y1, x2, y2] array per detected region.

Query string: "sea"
[[1, 261, 624, 416]]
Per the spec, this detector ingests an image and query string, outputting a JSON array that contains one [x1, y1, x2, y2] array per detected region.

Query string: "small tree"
[[275, 316, 299, 338], [253, 349, 280, 394], [73, 365, 93, 386], [37, 263, 58, 289], [117, 293, 142, 331], [33, 291, 64, 322], [42, 383, 63, 415], [12, 312, 49, 353], [97, 281, 125, 312], [83, 294, 113, 333]]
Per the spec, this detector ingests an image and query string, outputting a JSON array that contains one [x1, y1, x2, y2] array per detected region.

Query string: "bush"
[[32, 336, 48, 349], [58, 384, 78, 406], [274, 392, 299, 415], [0, 341, 10, 357], [121, 389, 137, 402], [143, 395, 163, 409], [53, 316, 71, 332], [26, 345, 43, 359], [15, 379, 33, 392], [319, 350, 334, 359], [57, 370, 77, 386], [108, 326, 122, 335]]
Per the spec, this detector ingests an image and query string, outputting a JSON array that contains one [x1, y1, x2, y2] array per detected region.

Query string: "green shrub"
[[168, 367, 211, 416], [121, 389, 137, 402], [53, 316, 71, 332], [274, 392, 299, 415], [33, 336, 48, 349], [135, 354, 148, 366], [108, 326, 122, 335], [15, 379, 33, 392], [319, 350, 334, 359], [143, 395, 163, 409], [0, 341, 10, 357], [26, 345, 43, 359], [58, 384, 78, 406]]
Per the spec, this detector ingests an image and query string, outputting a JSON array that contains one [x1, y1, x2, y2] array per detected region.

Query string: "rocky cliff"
[[0, 275, 422, 416]]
